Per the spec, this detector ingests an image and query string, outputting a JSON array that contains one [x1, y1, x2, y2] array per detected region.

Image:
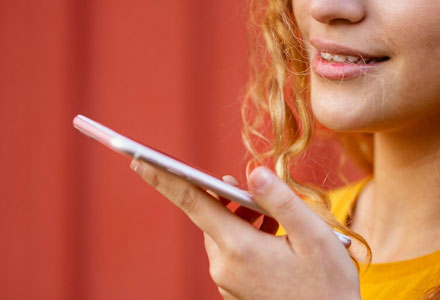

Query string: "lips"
[[310, 38, 390, 80]]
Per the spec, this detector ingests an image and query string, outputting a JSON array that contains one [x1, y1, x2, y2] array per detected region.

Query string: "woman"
[[131, 0, 440, 299]]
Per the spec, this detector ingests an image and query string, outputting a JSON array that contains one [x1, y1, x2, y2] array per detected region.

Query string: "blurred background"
[[0, 0, 365, 299]]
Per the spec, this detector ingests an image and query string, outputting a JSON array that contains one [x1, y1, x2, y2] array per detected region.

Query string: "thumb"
[[248, 167, 332, 249]]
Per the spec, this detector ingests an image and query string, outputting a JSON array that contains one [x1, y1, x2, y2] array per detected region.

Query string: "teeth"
[[332, 55, 346, 63], [320, 51, 364, 64], [321, 52, 333, 61], [347, 56, 360, 63]]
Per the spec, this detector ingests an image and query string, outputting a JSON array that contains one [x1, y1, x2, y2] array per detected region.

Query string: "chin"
[[312, 104, 405, 133], [311, 94, 377, 133], [315, 113, 365, 132]]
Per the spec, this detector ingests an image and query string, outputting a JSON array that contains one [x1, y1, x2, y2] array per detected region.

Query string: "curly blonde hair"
[[242, 1, 440, 299]]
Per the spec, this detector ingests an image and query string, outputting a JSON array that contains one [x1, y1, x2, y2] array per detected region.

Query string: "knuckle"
[[143, 166, 161, 188], [209, 260, 230, 286], [218, 287, 230, 299], [223, 236, 254, 262], [174, 186, 198, 213], [273, 197, 300, 215], [149, 172, 161, 188], [309, 227, 332, 247]]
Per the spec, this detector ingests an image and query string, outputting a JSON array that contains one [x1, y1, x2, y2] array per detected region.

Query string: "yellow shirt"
[[330, 177, 440, 300]]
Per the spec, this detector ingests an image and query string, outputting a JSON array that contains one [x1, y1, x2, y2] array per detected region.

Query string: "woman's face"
[[292, 0, 440, 132]]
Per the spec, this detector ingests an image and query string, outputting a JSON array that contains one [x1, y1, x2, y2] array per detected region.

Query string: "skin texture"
[[131, 161, 360, 299], [293, 0, 440, 263], [131, 0, 440, 298], [295, 0, 440, 133]]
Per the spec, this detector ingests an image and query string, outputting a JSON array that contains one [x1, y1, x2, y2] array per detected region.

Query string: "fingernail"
[[130, 160, 143, 175], [250, 167, 272, 192], [222, 175, 238, 186]]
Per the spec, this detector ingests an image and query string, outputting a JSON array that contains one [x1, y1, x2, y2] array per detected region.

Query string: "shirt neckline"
[[345, 177, 440, 280]]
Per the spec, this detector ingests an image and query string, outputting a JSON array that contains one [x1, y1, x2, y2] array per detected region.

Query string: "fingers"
[[248, 166, 333, 250], [131, 159, 255, 246], [222, 175, 238, 186], [219, 175, 239, 206], [222, 175, 264, 225], [204, 233, 219, 262], [205, 189, 230, 206], [223, 174, 276, 232], [218, 287, 241, 300]]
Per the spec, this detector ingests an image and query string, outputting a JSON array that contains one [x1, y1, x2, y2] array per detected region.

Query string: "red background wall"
[[0, 1, 365, 299]]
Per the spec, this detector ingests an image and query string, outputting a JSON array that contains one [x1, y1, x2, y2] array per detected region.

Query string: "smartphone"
[[73, 114, 351, 247]]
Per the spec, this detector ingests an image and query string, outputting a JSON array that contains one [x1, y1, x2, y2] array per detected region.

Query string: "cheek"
[[298, 0, 440, 132], [376, 1, 440, 124], [292, 0, 309, 38], [310, 62, 440, 133], [384, 61, 440, 129], [310, 1, 440, 132]]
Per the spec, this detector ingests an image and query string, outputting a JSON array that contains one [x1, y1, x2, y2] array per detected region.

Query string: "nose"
[[310, 0, 366, 24]]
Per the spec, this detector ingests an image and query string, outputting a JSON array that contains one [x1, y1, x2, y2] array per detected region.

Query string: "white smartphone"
[[73, 114, 351, 247]]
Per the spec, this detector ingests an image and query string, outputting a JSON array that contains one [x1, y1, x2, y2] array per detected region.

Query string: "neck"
[[350, 115, 440, 262]]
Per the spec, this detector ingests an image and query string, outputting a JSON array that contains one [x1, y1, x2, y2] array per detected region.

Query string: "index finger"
[[131, 159, 256, 247]]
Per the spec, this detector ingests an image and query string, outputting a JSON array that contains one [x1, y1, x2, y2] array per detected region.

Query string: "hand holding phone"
[[73, 114, 351, 247]]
